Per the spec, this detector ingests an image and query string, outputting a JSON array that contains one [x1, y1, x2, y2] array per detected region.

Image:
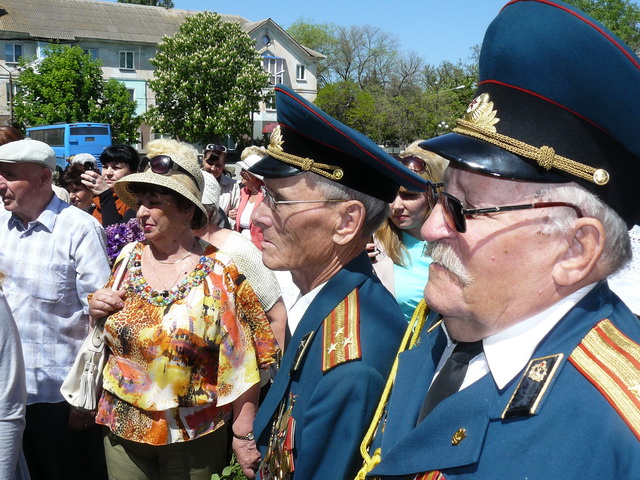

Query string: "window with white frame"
[[36, 42, 50, 59], [296, 64, 306, 81], [262, 56, 285, 85], [5, 44, 22, 64], [120, 51, 134, 70]]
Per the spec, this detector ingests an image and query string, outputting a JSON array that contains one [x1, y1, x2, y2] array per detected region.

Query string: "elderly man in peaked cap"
[[369, 1, 640, 479], [0, 139, 111, 479], [249, 85, 427, 479]]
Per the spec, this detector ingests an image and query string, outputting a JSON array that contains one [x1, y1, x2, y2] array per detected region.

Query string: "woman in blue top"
[[371, 141, 448, 321]]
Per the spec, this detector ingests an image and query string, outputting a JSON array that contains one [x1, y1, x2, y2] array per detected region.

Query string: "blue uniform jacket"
[[370, 282, 640, 479], [254, 252, 407, 479]]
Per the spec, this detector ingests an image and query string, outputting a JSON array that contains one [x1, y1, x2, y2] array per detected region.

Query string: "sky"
[[104, 0, 511, 65]]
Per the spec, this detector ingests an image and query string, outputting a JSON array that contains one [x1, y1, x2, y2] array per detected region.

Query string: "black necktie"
[[417, 340, 484, 423]]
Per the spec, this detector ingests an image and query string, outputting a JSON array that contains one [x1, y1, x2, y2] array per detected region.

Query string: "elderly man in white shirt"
[[0, 139, 111, 480]]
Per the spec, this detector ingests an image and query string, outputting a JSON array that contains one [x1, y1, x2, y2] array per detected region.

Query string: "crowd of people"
[[0, 1, 639, 480]]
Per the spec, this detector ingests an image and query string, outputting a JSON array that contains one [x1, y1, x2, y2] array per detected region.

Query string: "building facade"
[[0, 0, 322, 148]]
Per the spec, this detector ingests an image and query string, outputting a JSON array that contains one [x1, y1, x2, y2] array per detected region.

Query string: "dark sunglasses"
[[138, 155, 199, 187], [437, 191, 584, 233], [205, 144, 227, 154], [396, 155, 427, 173]]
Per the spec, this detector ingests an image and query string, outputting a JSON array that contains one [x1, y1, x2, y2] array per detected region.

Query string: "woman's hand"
[[228, 207, 238, 220], [232, 436, 261, 479], [89, 288, 126, 322], [81, 170, 110, 196]]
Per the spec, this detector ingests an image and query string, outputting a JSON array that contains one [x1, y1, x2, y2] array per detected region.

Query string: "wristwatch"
[[233, 431, 255, 441]]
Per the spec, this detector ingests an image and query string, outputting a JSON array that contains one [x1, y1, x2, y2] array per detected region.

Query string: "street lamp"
[[0, 63, 14, 124]]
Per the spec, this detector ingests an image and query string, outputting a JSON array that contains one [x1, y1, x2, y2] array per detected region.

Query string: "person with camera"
[[202, 143, 240, 223]]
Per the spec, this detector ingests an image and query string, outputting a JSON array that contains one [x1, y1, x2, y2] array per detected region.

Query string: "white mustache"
[[425, 241, 474, 286]]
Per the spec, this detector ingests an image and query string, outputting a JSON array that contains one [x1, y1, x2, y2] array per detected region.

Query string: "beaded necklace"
[[127, 243, 212, 306]]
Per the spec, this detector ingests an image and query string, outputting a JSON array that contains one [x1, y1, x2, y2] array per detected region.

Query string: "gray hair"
[[304, 173, 390, 238], [532, 183, 631, 277]]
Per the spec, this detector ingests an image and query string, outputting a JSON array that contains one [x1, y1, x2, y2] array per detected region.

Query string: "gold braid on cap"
[[267, 126, 344, 181], [453, 93, 610, 186]]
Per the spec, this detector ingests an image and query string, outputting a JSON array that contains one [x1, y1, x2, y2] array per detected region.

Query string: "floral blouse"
[[95, 241, 278, 445]]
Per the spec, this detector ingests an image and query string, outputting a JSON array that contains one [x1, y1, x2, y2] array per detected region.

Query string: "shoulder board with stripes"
[[321, 288, 362, 373], [569, 318, 640, 441]]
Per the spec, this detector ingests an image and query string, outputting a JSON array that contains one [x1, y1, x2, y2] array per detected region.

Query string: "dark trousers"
[[23, 402, 107, 480]]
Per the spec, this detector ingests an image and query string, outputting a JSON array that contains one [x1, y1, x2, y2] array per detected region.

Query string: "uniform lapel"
[[254, 253, 371, 446]]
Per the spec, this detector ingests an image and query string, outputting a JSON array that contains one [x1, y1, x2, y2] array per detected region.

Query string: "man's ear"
[[552, 217, 605, 287], [332, 200, 366, 246], [40, 166, 53, 186]]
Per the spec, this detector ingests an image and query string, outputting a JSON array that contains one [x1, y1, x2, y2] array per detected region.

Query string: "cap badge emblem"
[[270, 125, 284, 152], [463, 93, 500, 133]]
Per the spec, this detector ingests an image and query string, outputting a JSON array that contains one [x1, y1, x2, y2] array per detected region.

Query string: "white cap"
[[0, 139, 56, 170], [69, 153, 97, 167], [201, 171, 221, 208], [236, 154, 264, 180]]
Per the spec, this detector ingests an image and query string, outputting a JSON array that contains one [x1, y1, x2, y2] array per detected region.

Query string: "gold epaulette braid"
[[454, 119, 610, 186], [354, 300, 430, 480], [266, 144, 344, 181]]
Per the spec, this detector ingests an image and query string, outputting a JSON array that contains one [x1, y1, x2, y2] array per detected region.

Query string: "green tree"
[[14, 44, 140, 144], [147, 11, 269, 144], [564, 0, 640, 51], [117, 0, 174, 8], [287, 17, 336, 87]]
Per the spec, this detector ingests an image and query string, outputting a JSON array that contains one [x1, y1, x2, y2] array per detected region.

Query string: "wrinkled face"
[[102, 162, 132, 189], [0, 162, 47, 220], [135, 191, 192, 243], [389, 189, 431, 239], [251, 175, 340, 278], [421, 166, 566, 341], [67, 184, 94, 211], [202, 151, 226, 178]]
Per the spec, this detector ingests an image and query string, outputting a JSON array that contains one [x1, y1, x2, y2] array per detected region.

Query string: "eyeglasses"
[[396, 155, 427, 174], [138, 155, 199, 187], [205, 144, 227, 154], [424, 180, 444, 209], [260, 186, 348, 211], [437, 191, 584, 233]]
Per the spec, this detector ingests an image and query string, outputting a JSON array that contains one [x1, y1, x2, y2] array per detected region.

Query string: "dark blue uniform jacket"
[[255, 252, 406, 479]]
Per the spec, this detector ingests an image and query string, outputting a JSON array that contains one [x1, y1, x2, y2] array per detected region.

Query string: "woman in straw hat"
[[88, 139, 278, 479]]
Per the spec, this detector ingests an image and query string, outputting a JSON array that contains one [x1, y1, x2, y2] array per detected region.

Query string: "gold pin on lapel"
[[451, 428, 467, 446]]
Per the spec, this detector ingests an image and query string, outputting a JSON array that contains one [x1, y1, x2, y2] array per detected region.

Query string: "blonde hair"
[[375, 141, 448, 266], [146, 138, 199, 161], [240, 145, 267, 161], [0, 270, 6, 288]]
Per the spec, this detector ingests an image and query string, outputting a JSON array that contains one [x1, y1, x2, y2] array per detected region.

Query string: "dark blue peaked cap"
[[420, 0, 640, 228], [249, 85, 427, 202]]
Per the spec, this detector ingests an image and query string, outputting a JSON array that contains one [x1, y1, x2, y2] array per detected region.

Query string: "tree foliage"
[[288, 18, 477, 145], [13, 44, 140, 144], [147, 11, 269, 144], [564, 0, 640, 51], [117, 0, 174, 8]]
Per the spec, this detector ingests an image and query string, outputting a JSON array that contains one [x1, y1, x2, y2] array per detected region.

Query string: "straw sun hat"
[[114, 139, 208, 230]]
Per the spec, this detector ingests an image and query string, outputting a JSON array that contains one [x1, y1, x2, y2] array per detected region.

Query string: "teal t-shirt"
[[393, 232, 432, 321]]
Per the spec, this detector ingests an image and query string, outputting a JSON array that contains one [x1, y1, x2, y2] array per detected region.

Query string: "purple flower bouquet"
[[105, 218, 145, 265]]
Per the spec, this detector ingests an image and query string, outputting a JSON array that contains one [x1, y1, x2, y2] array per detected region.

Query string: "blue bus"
[[26, 123, 112, 171]]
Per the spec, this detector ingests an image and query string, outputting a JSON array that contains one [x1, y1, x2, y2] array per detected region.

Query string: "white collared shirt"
[[287, 282, 327, 335], [435, 283, 597, 391], [0, 195, 111, 404]]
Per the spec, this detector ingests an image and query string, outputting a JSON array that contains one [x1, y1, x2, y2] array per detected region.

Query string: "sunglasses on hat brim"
[[138, 155, 199, 187]]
